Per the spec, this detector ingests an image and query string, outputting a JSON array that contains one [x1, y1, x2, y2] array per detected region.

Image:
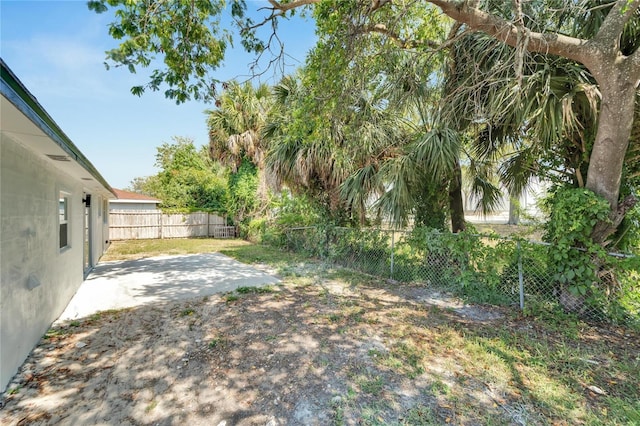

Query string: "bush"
[[274, 220, 639, 327]]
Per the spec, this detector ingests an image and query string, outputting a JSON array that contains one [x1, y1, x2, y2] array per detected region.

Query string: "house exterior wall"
[[0, 134, 109, 390]]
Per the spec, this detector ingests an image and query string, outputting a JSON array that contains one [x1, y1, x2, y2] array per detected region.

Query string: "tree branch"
[[429, 0, 591, 66], [592, 0, 640, 50], [356, 23, 440, 49], [369, 0, 393, 13], [267, 0, 320, 13]]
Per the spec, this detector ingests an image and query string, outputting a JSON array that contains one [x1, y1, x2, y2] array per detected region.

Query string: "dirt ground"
[[1, 262, 637, 425]]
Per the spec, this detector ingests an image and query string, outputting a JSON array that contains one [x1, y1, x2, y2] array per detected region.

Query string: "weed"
[[429, 379, 450, 396], [403, 405, 440, 425], [44, 328, 70, 339], [331, 396, 345, 425], [354, 374, 384, 395], [7, 386, 20, 395], [346, 387, 357, 399], [82, 309, 126, 326], [208, 337, 224, 349], [180, 308, 195, 317], [145, 400, 158, 413], [319, 288, 330, 302], [236, 285, 274, 294], [69, 321, 81, 327], [360, 400, 390, 425], [366, 316, 380, 324], [376, 353, 403, 370], [314, 357, 330, 368], [224, 294, 239, 303], [346, 308, 366, 323], [389, 341, 425, 378], [328, 313, 342, 322]]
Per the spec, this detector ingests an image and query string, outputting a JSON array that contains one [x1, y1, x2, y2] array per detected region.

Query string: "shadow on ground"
[[2, 271, 638, 425], [58, 253, 279, 321]]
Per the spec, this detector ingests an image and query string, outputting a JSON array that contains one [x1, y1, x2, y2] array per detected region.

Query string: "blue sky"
[[1, 0, 317, 189]]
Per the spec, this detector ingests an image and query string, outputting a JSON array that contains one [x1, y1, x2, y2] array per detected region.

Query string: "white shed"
[[110, 188, 161, 211]]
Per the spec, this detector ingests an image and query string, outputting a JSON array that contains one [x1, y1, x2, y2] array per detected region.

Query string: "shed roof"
[[111, 188, 161, 203]]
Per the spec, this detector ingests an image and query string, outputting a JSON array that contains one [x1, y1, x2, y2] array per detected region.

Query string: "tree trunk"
[[508, 197, 519, 225], [449, 160, 466, 233], [586, 65, 638, 243]]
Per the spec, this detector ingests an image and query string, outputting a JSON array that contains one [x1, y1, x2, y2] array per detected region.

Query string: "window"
[[59, 192, 69, 249]]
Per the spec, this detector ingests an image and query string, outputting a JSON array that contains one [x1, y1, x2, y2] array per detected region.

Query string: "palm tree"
[[338, 50, 499, 232], [265, 74, 406, 224], [207, 81, 272, 168], [206, 81, 274, 216]]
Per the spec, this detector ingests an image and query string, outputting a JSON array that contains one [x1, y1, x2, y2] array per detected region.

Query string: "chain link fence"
[[278, 226, 639, 327]]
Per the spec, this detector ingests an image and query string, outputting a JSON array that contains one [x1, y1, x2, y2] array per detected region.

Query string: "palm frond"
[[412, 127, 460, 179], [373, 155, 419, 228]]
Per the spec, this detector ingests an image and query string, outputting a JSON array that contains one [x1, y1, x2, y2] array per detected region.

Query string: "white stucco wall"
[[0, 134, 109, 390]]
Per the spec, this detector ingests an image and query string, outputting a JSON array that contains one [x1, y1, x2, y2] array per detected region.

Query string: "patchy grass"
[[223, 293, 239, 303], [236, 285, 276, 294], [103, 238, 316, 278], [102, 238, 250, 261], [6, 240, 638, 425], [219, 243, 317, 277]]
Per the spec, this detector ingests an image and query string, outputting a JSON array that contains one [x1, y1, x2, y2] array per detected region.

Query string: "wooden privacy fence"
[[109, 211, 236, 240]]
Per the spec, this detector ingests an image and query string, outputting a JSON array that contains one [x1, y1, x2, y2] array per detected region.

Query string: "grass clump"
[[236, 285, 275, 294]]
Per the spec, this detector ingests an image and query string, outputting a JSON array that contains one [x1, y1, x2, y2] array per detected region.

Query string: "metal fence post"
[[390, 230, 395, 280], [518, 241, 524, 310], [324, 226, 329, 260]]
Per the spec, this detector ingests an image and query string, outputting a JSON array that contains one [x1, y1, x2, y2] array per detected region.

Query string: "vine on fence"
[[274, 225, 638, 328], [542, 188, 632, 320]]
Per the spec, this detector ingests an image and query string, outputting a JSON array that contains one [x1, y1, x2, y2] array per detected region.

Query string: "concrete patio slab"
[[56, 253, 279, 322]]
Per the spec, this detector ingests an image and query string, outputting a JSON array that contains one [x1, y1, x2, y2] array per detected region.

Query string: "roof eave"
[[0, 58, 116, 198]]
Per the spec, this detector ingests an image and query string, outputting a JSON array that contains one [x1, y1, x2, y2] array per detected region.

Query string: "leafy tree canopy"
[[95, 0, 639, 243], [87, 0, 310, 103], [129, 136, 228, 212]]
